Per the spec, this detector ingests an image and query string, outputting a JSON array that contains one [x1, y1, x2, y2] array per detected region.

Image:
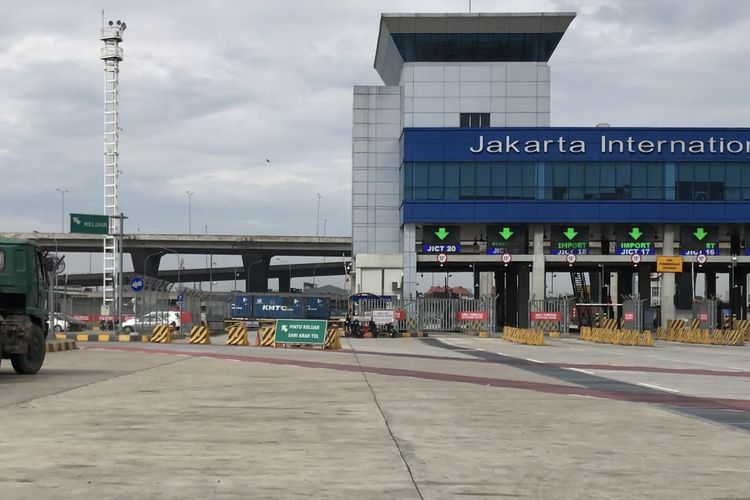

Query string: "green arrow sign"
[[694, 227, 708, 240], [275, 319, 327, 346], [563, 227, 578, 241], [629, 227, 643, 240], [70, 213, 109, 235], [499, 227, 514, 240], [434, 227, 450, 241]]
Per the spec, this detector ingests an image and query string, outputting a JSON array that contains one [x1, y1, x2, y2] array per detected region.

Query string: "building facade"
[[352, 12, 750, 326]]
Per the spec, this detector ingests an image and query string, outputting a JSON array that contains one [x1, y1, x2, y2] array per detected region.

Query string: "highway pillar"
[[242, 254, 271, 292], [278, 274, 291, 293], [532, 224, 545, 301], [660, 224, 677, 325], [589, 271, 601, 303], [130, 249, 163, 277], [518, 265, 530, 328]]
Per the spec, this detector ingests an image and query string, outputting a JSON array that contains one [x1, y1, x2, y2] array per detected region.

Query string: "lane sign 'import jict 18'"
[[421, 225, 461, 253], [550, 225, 590, 255], [679, 225, 720, 256], [616, 225, 655, 255]]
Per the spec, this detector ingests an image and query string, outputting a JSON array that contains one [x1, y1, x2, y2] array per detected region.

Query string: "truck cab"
[[0, 237, 50, 374]]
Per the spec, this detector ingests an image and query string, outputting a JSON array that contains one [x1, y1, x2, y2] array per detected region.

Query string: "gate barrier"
[[580, 327, 653, 347], [528, 297, 571, 335]]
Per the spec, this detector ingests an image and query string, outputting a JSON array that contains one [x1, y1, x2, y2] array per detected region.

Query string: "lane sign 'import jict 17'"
[[550, 225, 590, 255], [421, 225, 461, 253], [679, 225, 719, 256], [616, 225, 655, 255]]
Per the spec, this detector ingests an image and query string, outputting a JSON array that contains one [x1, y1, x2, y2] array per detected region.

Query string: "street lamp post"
[[55, 188, 69, 232], [316, 193, 321, 237], [186, 190, 194, 234]]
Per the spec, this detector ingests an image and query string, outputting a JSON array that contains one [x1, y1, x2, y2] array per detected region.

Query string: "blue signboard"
[[403, 127, 750, 163], [421, 243, 461, 253], [176, 293, 184, 304], [130, 277, 145, 293]]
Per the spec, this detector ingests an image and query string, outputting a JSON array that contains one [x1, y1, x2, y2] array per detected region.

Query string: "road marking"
[[495, 352, 508, 356], [729, 367, 747, 371], [566, 367, 594, 375], [525, 358, 544, 364], [637, 383, 680, 393], [436, 338, 462, 348]]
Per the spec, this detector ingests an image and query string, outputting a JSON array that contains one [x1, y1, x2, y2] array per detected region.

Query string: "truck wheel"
[[11, 325, 46, 375]]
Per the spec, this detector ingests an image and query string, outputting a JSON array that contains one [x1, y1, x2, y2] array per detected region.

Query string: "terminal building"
[[351, 12, 750, 327]]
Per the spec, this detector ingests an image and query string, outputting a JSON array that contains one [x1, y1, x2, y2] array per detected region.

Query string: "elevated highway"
[[3, 232, 351, 292]]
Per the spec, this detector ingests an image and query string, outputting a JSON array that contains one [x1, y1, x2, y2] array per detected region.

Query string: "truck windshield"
[[0, 250, 4, 272]]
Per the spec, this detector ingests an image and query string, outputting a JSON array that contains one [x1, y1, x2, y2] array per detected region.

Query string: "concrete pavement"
[[0, 337, 747, 499]]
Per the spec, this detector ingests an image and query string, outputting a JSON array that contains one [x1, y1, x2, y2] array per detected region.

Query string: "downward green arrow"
[[694, 227, 708, 241], [499, 227, 514, 240], [434, 227, 450, 241], [629, 227, 643, 240], [563, 227, 578, 240]]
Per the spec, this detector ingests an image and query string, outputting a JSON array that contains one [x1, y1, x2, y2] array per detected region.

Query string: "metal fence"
[[528, 297, 573, 333], [352, 296, 496, 333]]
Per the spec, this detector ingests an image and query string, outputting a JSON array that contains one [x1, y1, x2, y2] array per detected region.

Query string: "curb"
[[55, 332, 156, 343], [46, 339, 77, 352]]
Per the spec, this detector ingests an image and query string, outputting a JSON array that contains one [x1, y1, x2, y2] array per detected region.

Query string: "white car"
[[51, 314, 86, 333], [122, 311, 181, 333]]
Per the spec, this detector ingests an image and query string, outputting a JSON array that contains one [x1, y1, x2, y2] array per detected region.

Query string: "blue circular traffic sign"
[[130, 277, 145, 292]]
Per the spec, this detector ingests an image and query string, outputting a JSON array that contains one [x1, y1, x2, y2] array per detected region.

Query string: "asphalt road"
[[0, 337, 748, 499]]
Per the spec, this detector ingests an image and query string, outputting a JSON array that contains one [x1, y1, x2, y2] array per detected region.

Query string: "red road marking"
[[92, 344, 750, 412]]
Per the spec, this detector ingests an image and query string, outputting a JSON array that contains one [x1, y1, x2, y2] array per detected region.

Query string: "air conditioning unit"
[[391, 281, 399, 291]]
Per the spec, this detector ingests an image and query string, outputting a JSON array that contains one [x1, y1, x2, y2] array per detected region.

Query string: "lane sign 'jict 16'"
[[550, 225, 590, 255], [616, 225, 655, 255], [421, 225, 461, 253], [679, 225, 719, 256]]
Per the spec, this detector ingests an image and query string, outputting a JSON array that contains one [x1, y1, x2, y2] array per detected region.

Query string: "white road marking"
[[436, 338, 462, 348], [637, 382, 680, 393], [495, 352, 508, 356], [729, 367, 747, 371], [566, 367, 594, 375], [525, 358, 544, 364]]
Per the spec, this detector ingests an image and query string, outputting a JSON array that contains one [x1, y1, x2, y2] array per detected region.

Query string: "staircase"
[[570, 272, 593, 327]]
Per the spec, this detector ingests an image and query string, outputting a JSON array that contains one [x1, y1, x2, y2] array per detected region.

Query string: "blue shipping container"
[[231, 295, 251, 318], [305, 297, 331, 319], [252, 295, 304, 319]]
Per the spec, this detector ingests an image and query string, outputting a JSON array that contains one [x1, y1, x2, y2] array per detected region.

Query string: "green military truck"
[[0, 237, 50, 374]]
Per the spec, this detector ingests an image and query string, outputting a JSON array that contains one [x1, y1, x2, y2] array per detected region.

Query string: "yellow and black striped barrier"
[[189, 325, 211, 345], [502, 327, 544, 346], [733, 319, 750, 341], [324, 327, 342, 350], [226, 325, 249, 346], [150, 325, 172, 344], [580, 327, 653, 347], [597, 317, 619, 330], [257, 324, 276, 347], [46, 339, 77, 352], [710, 330, 745, 346]]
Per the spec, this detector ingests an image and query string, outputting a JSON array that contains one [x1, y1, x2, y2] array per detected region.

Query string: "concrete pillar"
[[278, 274, 291, 293], [532, 224, 545, 301], [506, 267, 518, 327], [518, 265, 530, 327], [473, 268, 480, 298], [242, 254, 271, 292], [611, 271, 619, 320], [660, 224, 677, 325], [495, 269, 505, 328], [618, 269, 634, 298], [130, 249, 163, 277], [676, 272, 693, 310], [479, 272, 494, 296], [638, 264, 651, 300], [705, 272, 716, 299], [402, 224, 418, 299], [589, 271, 601, 303]]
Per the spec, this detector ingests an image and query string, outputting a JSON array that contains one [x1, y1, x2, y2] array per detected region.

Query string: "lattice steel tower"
[[100, 19, 126, 312]]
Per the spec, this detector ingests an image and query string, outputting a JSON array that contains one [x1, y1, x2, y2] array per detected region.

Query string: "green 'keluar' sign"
[[70, 213, 109, 235], [275, 319, 328, 345]]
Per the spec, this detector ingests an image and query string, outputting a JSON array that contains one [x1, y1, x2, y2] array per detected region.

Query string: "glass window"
[[569, 163, 584, 187], [0, 250, 4, 272], [460, 113, 490, 128], [460, 163, 475, 199], [476, 164, 491, 198], [491, 163, 506, 197], [428, 163, 443, 199], [444, 164, 459, 200]]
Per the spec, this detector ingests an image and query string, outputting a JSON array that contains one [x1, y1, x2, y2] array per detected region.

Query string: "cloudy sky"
[[1, 0, 749, 280]]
